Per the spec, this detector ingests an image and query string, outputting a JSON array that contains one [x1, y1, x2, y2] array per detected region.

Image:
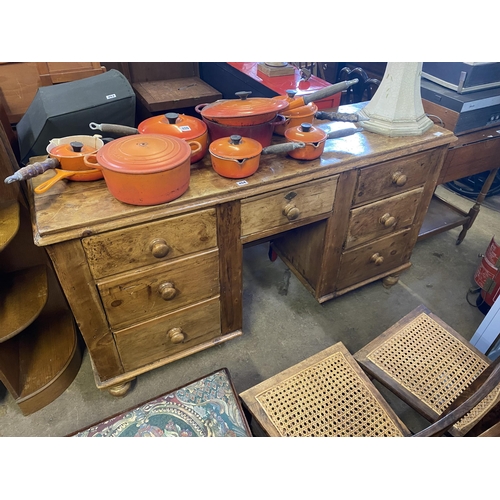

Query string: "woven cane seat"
[[354, 305, 500, 436], [240, 342, 410, 437]]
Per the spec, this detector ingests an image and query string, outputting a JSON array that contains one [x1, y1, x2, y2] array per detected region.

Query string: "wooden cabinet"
[[27, 119, 455, 396]]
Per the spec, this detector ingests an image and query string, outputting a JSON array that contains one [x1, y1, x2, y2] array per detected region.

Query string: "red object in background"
[[227, 63, 341, 110], [475, 237, 500, 308]]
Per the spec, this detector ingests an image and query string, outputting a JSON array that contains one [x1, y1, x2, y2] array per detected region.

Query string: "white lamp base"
[[357, 62, 434, 137]]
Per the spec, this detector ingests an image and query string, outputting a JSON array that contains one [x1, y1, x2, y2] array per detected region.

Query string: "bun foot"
[[108, 380, 133, 397], [382, 274, 400, 288]]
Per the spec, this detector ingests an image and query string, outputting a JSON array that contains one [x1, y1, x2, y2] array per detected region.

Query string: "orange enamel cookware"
[[47, 134, 104, 180], [34, 168, 102, 194], [209, 135, 304, 179], [137, 112, 208, 163], [89, 112, 208, 164], [272, 90, 318, 136], [83, 134, 201, 206], [284, 123, 364, 160], [196, 91, 289, 127], [196, 79, 359, 127]]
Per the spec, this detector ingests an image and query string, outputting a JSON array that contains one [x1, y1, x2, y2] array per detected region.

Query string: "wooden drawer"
[[97, 249, 220, 330], [114, 297, 221, 372], [82, 208, 217, 279], [353, 149, 439, 205], [336, 229, 413, 290], [345, 187, 424, 250], [240, 177, 337, 238]]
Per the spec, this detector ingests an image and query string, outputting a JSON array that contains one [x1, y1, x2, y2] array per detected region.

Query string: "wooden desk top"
[[28, 123, 455, 247]]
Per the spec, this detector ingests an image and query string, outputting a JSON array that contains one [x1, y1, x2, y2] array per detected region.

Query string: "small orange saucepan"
[[284, 123, 363, 160], [209, 135, 305, 179], [47, 134, 104, 176]]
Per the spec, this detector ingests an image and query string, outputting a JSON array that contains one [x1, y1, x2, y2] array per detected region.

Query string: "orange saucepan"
[[89, 112, 208, 164], [209, 135, 304, 179], [47, 134, 104, 179], [284, 123, 364, 160], [196, 79, 358, 127]]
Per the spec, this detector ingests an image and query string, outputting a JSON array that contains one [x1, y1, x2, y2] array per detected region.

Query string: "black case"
[[16, 69, 136, 165], [422, 62, 500, 94]]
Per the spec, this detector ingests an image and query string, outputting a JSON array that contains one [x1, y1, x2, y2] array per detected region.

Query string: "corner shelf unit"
[[0, 200, 81, 416]]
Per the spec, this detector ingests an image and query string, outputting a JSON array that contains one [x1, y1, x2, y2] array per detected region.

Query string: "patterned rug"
[[71, 368, 251, 437]]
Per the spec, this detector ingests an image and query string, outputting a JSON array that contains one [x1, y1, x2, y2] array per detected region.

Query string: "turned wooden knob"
[[168, 327, 185, 344], [379, 213, 396, 227], [283, 203, 300, 221], [392, 171, 407, 187], [370, 253, 384, 266], [158, 282, 177, 300], [149, 238, 170, 258]]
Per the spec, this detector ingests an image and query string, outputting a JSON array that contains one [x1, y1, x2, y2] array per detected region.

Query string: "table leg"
[[456, 168, 499, 245]]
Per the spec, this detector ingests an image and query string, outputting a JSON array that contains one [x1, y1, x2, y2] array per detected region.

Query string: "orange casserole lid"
[[285, 123, 327, 143], [138, 112, 207, 139], [96, 134, 192, 174], [50, 141, 97, 157], [209, 135, 262, 159], [201, 91, 289, 120]]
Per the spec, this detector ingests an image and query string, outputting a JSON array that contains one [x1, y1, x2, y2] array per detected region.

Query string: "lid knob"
[[229, 135, 242, 145], [235, 91, 252, 100], [165, 112, 179, 124], [70, 141, 84, 152], [286, 89, 297, 99], [300, 123, 313, 132]]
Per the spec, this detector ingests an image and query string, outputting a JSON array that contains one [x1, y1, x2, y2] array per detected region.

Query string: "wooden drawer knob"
[[149, 238, 170, 258], [283, 203, 300, 221], [379, 213, 397, 227], [158, 282, 177, 300], [370, 253, 384, 266], [168, 327, 185, 344], [392, 171, 407, 187]]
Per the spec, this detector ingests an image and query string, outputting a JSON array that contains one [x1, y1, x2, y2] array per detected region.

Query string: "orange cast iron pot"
[[138, 112, 208, 163], [196, 80, 359, 127], [47, 134, 104, 180], [83, 134, 201, 206], [209, 135, 305, 179], [89, 112, 208, 164], [284, 123, 364, 160], [273, 90, 318, 136]]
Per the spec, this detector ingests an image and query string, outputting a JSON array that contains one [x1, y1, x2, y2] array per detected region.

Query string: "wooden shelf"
[[0, 200, 20, 252], [0, 120, 82, 416], [0, 265, 48, 342], [418, 194, 469, 241], [0, 309, 81, 415]]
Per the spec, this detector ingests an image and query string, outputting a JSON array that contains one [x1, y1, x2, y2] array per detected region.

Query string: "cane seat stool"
[[239, 342, 412, 437], [70, 368, 251, 437], [353, 304, 500, 437]]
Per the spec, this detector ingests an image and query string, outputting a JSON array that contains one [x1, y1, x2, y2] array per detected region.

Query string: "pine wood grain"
[[27, 121, 456, 392], [82, 208, 217, 279], [114, 297, 221, 371], [98, 249, 220, 330], [0, 265, 48, 342], [240, 177, 337, 238], [345, 187, 424, 249]]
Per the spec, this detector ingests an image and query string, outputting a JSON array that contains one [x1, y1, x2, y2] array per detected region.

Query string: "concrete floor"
[[1, 186, 499, 437]]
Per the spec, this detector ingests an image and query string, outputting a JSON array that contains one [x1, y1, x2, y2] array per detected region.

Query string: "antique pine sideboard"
[[27, 122, 456, 395]]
